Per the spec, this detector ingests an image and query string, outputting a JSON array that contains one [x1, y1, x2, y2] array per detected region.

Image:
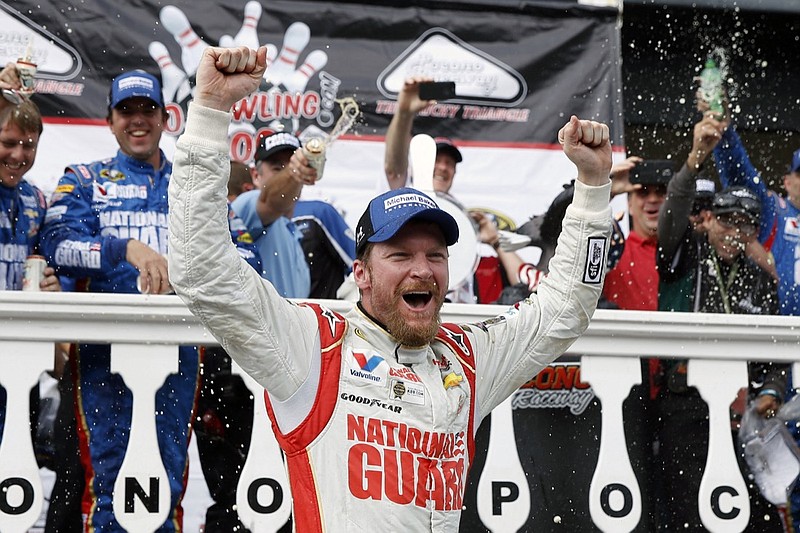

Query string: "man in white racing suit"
[[168, 46, 613, 532]]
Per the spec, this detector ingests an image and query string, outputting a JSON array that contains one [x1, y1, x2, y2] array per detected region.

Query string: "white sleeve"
[[469, 180, 612, 416], [168, 102, 318, 401]]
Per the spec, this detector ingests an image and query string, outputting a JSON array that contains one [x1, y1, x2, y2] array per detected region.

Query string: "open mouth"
[[128, 130, 148, 138], [403, 291, 433, 309], [3, 162, 24, 170]]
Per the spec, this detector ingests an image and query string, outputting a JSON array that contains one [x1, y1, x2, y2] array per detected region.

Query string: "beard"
[[385, 302, 442, 347], [372, 277, 444, 347]]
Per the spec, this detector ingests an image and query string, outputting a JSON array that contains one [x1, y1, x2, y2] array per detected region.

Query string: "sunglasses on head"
[[712, 194, 760, 214]]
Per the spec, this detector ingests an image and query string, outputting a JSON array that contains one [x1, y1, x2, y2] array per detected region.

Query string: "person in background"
[[383, 76, 526, 303], [40, 70, 257, 532], [656, 111, 784, 531], [227, 160, 255, 201], [0, 100, 58, 292], [710, 109, 800, 530], [469, 209, 524, 304], [168, 45, 613, 531], [691, 175, 777, 280], [602, 158, 671, 311], [0, 97, 65, 473], [231, 131, 310, 298]]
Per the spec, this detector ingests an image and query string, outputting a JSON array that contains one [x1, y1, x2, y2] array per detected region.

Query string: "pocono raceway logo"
[[0, 2, 84, 95], [512, 362, 596, 415], [376, 28, 530, 124]]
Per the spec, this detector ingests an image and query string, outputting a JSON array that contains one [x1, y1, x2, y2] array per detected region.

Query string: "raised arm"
[[169, 46, 318, 401], [558, 115, 612, 186], [659, 113, 725, 259], [384, 76, 434, 189], [713, 125, 776, 243], [254, 150, 306, 225], [473, 116, 613, 412]]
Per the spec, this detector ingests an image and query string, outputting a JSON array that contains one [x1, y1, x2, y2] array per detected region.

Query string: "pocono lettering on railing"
[[1, 292, 799, 533]]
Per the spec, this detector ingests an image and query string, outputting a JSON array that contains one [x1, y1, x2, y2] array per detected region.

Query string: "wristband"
[[757, 389, 780, 399]]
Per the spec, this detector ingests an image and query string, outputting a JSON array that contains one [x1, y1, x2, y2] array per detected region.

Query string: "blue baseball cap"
[[355, 187, 459, 255], [108, 70, 164, 109], [790, 148, 800, 174]]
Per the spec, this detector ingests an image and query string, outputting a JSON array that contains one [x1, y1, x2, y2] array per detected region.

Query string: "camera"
[[418, 81, 456, 101]]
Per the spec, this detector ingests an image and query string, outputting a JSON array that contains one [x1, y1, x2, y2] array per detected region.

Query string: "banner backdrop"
[[1, 0, 625, 232]]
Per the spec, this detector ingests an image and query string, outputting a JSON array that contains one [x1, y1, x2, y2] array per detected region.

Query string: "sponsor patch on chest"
[[347, 349, 387, 385], [389, 379, 425, 405]]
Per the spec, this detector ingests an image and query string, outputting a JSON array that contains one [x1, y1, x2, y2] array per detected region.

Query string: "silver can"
[[22, 255, 46, 291], [302, 137, 327, 180]]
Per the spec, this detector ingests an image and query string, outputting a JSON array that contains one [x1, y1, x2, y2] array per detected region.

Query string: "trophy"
[[301, 97, 360, 180]]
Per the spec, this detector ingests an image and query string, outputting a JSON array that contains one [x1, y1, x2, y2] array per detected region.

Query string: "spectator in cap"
[[40, 70, 261, 532], [383, 77, 527, 303], [230, 130, 310, 298], [655, 111, 783, 532], [383, 77, 463, 196], [688, 177, 776, 279]]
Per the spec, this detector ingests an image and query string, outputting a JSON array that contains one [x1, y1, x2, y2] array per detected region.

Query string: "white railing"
[[1, 291, 799, 532]]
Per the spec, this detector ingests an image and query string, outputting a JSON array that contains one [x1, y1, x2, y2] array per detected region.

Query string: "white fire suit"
[[168, 103, 612, 532]]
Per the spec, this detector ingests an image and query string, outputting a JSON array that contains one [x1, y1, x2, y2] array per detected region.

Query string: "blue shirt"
[[713, 127, 800, 315], [0, 180, 47, 290], [232, 189, 310, 298], [41, 150, 260, 292]]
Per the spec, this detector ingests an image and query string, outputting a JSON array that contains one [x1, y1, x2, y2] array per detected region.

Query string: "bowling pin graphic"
[[231, 361, 292, 532], [266, 44, 278, 63], [111, 344, 177, 531], [234, 1, 262, 49], [283, 50, 328, 94], [688, 359, 750, 532], [219, 35, 235, 48], [159, 5, 209, 76], [477, 395, 530, 532], [0, 341, 51, 532], [148, 41, 191, 103], [582, 355, 642, 532], [264, 22, 310, 87]]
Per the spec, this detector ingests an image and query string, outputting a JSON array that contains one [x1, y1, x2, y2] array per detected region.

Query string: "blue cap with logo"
[[108, 70, 164, 109], [355, 187, 459, 255]]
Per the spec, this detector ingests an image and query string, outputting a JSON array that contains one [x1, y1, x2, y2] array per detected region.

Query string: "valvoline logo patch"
[[348, 350, 387, 386], [353, 351, 384, 372]]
